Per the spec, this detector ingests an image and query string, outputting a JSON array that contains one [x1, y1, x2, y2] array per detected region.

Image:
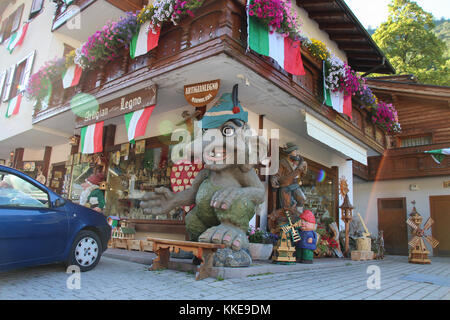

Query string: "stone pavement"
[[0, 255, 449, 300]]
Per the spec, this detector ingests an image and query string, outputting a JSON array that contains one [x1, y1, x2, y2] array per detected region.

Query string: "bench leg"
[[195, 249, 214, 281], [151, 247, 170, 271]]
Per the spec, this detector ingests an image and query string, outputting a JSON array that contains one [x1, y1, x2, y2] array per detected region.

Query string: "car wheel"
[[67, 230, 102, 272]]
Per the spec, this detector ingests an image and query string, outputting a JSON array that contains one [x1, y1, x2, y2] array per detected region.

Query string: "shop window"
[[399, 135, 432, 148], [3, 50, 35, 101], [301, 160, 337, 223], [103, 137, 182, 221], [0, 4, 24, 44], [29, 0, 44, 19]]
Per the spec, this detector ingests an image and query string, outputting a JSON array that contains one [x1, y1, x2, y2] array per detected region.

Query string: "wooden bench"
[[147, 237, 225, 280]]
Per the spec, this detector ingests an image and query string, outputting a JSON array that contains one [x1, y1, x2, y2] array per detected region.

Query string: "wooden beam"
[[43, 146, 52, 179], [329, 34, 367, 41], [297, 0, 335, 6], [309, 11, 345, 20], [339, 43, 374, 51]]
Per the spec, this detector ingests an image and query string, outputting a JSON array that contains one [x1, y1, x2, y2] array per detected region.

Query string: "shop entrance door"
[[50, 163, 66, 195], [377, 198, 408, 256], [430, 196, 450, 257]]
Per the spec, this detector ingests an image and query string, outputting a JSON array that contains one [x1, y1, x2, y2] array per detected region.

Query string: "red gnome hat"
[[87, 172, 105, 186], [300, 210, 316, 224]]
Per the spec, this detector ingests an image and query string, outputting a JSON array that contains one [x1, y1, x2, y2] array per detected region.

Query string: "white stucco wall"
[[0, 1, 68, 142], [354, 175, 450, 235]]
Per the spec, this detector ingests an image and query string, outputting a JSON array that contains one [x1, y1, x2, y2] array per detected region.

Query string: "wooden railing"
[[354, 142, 450, 181], [39, 0, 388, 153]]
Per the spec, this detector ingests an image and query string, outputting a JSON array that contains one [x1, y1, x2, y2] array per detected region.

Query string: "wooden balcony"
[[354, 142, 450, 181], [38, 0, 388, 153]]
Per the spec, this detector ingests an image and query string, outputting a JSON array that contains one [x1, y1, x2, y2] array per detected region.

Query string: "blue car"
[[0, 165, 111, 272]]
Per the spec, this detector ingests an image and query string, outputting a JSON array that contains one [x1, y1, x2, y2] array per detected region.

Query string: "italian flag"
[[425, 148, 450, 165], [80, 121, 104, 154], [5, 94, 22, 118], [323, 62, 352, 118], [62, 64, 82, 89], [130, 21, 161, 59], [247, 16, 305, 76], [124, 105, 155, 144], [7, 23, 29, 53]]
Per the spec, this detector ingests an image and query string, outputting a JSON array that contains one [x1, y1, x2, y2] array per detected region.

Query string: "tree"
[[372, 0, 449, 86]]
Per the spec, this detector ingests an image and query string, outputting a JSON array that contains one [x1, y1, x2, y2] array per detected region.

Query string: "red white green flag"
[[425, 148, 450, 164], [62, 64, 82, 89], [80, 121, 104, 154], [5, 94, 22, 118], [130, 21, 160, 59], [7, 23, 29, 53], [247, 16, 305, 76], [124, 105, 155, 144]]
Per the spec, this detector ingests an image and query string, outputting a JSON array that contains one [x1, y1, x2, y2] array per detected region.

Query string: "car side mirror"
[[53, 198, 66, 208]]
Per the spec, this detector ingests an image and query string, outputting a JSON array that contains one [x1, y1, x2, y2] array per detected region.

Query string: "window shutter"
[[0, 71, 6, 98], [11, 4, 25, 34], [20, 51, 36, 92], [30, 0, 44, 19], [3, 65, 16, 102]]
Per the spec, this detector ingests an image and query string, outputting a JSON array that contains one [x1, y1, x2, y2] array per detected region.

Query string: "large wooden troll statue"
[[140, 85, 265, 266]]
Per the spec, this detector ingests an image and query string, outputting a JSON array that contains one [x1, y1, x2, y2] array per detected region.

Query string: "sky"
[[344, 0, 450, 29]]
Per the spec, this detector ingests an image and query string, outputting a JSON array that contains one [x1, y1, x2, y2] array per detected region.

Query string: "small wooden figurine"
[[296, 210, 317, 264], [376, 230, 385, 260], [407, 202, 439, 264]]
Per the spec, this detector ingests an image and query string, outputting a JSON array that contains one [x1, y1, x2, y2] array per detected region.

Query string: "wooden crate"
[[141, 240, 153, 252], [351, 250, 374, 261], [114, 238, 129, 250], [127, 240, 142, 251]]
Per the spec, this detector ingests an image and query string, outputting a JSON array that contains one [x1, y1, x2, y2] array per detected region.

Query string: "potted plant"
[[247, 227, 278, 260]]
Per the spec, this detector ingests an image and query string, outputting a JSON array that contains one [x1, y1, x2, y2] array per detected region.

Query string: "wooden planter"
[[127, 240, 142, 251], [114, 238, 129, 250], [141, 240, 153, 252]]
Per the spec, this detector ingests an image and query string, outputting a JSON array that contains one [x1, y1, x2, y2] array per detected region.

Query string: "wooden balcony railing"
[[354, 142, 450, 181], [39, 0, 388, 153]]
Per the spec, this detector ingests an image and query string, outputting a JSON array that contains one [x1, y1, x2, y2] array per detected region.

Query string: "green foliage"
[[372, 0, 449, 86]]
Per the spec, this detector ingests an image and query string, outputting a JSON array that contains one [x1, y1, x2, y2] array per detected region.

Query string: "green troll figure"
[[140, 85, 266, 267]]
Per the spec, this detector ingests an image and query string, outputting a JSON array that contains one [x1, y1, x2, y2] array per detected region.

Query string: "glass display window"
[[301, 158, 338, 223], [104, 136, 185, 222]]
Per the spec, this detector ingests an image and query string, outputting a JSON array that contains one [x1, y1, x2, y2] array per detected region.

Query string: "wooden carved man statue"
[[270, 142, 307, 212]]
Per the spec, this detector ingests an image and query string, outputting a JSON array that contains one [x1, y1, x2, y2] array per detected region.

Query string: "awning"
[[305, 113, 368, 165]]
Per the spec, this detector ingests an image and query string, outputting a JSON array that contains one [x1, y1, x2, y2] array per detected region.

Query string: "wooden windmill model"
[[406, 201, 439, 264]]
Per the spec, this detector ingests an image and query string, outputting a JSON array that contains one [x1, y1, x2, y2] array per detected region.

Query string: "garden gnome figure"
[[80, 172, 105, 213], [296, 210, 317, 264], [270, 142, 307, 212]]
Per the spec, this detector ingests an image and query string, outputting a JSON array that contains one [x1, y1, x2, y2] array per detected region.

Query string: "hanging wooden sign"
[[75, 85, 157, 128], [184, 79, 220, 107]]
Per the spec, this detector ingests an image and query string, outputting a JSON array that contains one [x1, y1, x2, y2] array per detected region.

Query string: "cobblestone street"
[[0, 255, 449, 300]]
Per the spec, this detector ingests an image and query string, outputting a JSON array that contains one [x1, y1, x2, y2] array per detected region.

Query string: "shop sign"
[[75, 85, 157, 128], [184, 80, 220, 107]]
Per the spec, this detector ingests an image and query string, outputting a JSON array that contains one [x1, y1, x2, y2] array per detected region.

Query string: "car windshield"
[[0, 172, 49, 208]]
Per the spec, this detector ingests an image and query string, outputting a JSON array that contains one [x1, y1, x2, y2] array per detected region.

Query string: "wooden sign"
[[184, 80, 220, 107], [75, 85, 157, 128]]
